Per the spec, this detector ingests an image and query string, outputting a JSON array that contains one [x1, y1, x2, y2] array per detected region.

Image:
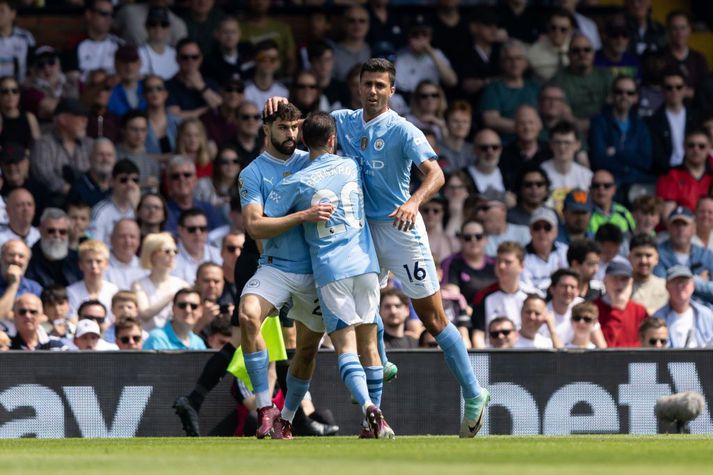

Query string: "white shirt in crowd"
[[665, 108, 686, 167], [104, 254, 148, 291], [66, 279, 120, 321], [514, 333, 553, 349], [132, 274, 189, 331], [90, 199, 136, 246], [466, 166, 506, 194], [0, 226, 41, 248], [541, 159, 593, 191], [667, 307, 697, 348], [244, 81, 288, 113], [172, 242, 223, 284], [522, 242, 569, 292], [139, 44, 179, 80]]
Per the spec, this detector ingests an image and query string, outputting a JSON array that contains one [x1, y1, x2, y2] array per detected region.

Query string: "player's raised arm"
[[388, 159, 445, 231]]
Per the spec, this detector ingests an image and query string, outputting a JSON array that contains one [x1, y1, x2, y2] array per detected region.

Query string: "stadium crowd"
[[1, 0, 713, 363]]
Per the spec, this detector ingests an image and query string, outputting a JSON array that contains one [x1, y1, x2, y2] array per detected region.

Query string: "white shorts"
[[369, 215, 440, 299], [241, 265, 325, 333], [316, 273, 380, 334]]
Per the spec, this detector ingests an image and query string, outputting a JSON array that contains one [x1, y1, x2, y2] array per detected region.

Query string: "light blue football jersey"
[[238, 150, 312, 274], [263, 153, 379, 287], [331, 108, 437, 221]]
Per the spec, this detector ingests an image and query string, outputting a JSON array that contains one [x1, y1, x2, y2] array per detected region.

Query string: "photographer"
[[193, 262, 233, 337]]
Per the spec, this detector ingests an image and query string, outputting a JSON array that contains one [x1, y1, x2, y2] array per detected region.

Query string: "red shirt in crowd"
[[656, 166, 713, 211], [594, 297, 649, 347]]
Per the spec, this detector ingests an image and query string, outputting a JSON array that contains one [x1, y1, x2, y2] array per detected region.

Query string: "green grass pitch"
[[2, 436, 713, 475]]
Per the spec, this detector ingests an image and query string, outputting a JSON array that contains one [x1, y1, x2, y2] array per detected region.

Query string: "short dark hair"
[[112, 159, 140, 178], [176, 38, 200, 54], [497, 241, 525, 262], [639, 317, 667, 338], [571, 301, 598, 321], [661, 67, 687, 83], [178, 208, 207, 227], [197, 261, 222, 279], [40, 284, 68, 306], [631, 195, 662, 214], [523, 293, 546, 307], [115, 317, 142, 334], [548, 8, 575, 27], [595, 223, 624, 245], [567, 239, 602, 265], [550, 268, 581, 288], [360, 58, 396, 86], [173, 287, 200, 305], [685, 129, 711, 142], [307, 40, 334, 61], [263, 102, 302, 125], [612, 74, 637, 93], [380, 288, 409, 306], [515, 164, 550, 199], [121, 109, 148, 129], [77, 299, 107, 318], [67, 200, 91, 212], [302, 111, 336, 150], [629, 233, 658, 252], [209, 318, 232, 337], [254, 39, 279, 55], [488, 316, 515, 331], [666, 9, 690, 26], [550, 120, 578, 138]]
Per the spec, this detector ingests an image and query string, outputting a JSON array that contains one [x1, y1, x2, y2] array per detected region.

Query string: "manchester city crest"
[[374, 138, 385, 151]]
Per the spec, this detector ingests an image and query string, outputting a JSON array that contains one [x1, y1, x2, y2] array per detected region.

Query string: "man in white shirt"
[[0, 188, 40, 248], [90, 159, 140, 245], [515, 294, 563, 349], [474, 189, 530, 257], [71, 0, 124, 79], [522, 207, 569, 291], [173, 209, 222, 284], [105, 219, 146, 290], [541, 121, 592, 212], [465, 128, 509, 197], [138, 6, 179, 80]]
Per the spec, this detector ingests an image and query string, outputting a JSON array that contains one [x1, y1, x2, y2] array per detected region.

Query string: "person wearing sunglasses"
[[26, 208, 82, 289], [71, 0, 123, 79], [487, 316, 518, 349], [593, 16, 641, 80], [244, 40, 288, 116], [514, 294, 563, 349], [522, 208, 568, 292], [638, 316, 669, 349], [144, 287, 207, 350], [527, 8, 574, 83], [588, 169, 636, 236], [663, 10, 707, 94], [115, 316, 144, 350], [441, 220, 495, 304], [74, 300, 118, 350], [0, 76, 40, 149], [166, 39, 222, 120], [331, 5, 371, 82], [566, 301, 599, 349], [173, 209, 222, 285], [465, 129, 513, 205], [89, 159, 140, 245], [9, 294, 66, 350], [474, 189, 530, 258], [138, 6, 179, 81], [114, 0, 187, 48], [233, 101, 262, 165], [200, 79, 245, 150], [22, 46, 80, 123], [420, 195, 457, 263]]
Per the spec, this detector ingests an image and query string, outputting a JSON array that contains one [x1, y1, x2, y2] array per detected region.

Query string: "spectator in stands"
[[527, 8, 573, 82], [81, 69, 119, 143], [474, 189, 529, 257], [648, 69, 696, 175], [594, 260, 649, 347], [70, 0, 123, 78], [67, 202, 91, 251], [289, 70, 328, 117], [557, 188, 592, 245], [30, 98, 94, 199], [366, 0, 404, 58], [26, 208, 81, 288], [655, 206, 713, 278], [136, 192, 167, 240], [0, 76, 39, 149], [202, 16, 253, 84], [193, 262, 231, 335], [176, 118, 215, 179], [631, 194, 662, 238], [442, 171, 472, 237], [0, 329, 9, 350], [194, 146, 240, 221], [180, 0, 225, 56], [0, 0, 35, 81], [22, 46, 80, 123], [420, 195, 457, 263], [594, 16, 641, 79], [380, 288, 418, 349], [638, 52, 667, 118], [132, 232, 189, 331], [537, 84, 575, 141], [593, 223, 629, 282], [694, 197, 713, 250], [625, 0, 667, 56], [540, 121, 592, 210], [479, 40, 538, 138], [441, 219, 495, 304], [66, 240, 118, 320], [233, 101, 262, 165], [555, 0, 601, 51], [218, 231, 243, 305], [108, 46, 146, 117], [200, 79, 244, 150], [472, 241, 539, 348], [546, 269, 583, 342], [487, 316, 518, 349], [500, 106, 549, 188], [515, 294, 563, 349], [663, 11, 708, 93], [114, 0, 187, 47], [639, 317, 669, 348], [567, 239, 604, 301], [41, 285, 72, 342], [75, 299, 117, 350], [507, 166, 551, 227], [454, 7, 500, 105], [73, 318, 102, 351], [567, 301, 600, 349], [10, 294, 65, 350], [144, 288, 207, 350], [394, 14, 457, 95], [115, 317, 144, 350], [90, 159, 140, 245], [166, 39, 222, 120], [654, 265, 713, 347], [331, 5, 371, 82], [590, 76, 654, 190], [629, 233, 668, 315], [116, 111, 160, 191], [553, 33, 611, 133], [496, 0, 541, 44], [143, 75, 180, 155], [523, 208, 568, 292], [173, 209, 222, 284], [138, 6, 179, 81], [463, 128, 511, 199], [656, 130, 712, 216], [244, 40, 288, 112], [588, 170, 636, 235], [105, 219, 146, 291], [437, 100, 474, 172], [206, 318, 232, 350], [111, 291, 140, 323], [0, 188, 39, 247], [164, 155, 225, 233], [241, 0, 296, 77], [68, 138, 114, 209], [307, 41, 347, 110], [0, 143, 43, 203], [0, 240, 41, 318], [406, 80, 447, 141]]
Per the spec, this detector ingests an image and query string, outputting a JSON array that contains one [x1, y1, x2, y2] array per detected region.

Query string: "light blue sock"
[[244, 350, 271, 407], [435, 323, 481, 399], [282, 372, 310, 423], [364, 366, 383, 407], [338, 352, 372, 410], [375, 314, 389, 365]]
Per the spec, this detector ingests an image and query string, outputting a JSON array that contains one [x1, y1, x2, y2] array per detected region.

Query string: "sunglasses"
[[92, 8, 113, 18], [81, 316, 106, 324], [147, 21, 170, 28], [226, 245, 242, 253], [570, 47, 593, 54], [240, 114, 261, 121], [17, 308, 39, 316], [347, 17, 368, 24], [531, 222, 553, 232], [170, 172, 194, 180], [256, 56, 278, 64], [572, 315, 594, 323], [144, 85, 165, 93], [46, 227, 68, 236], [489, 329, 513, 338], [421, 207, 442, 215], [461, 233, 484, 242], [591, 182, 614, 189], [686, 142, 708, 150], [177, 302, 200, 310], [118, 175, 140, 184], [185, 225, 208, 234], [179, 54, 201, 61], [549, 25, 570, 33], [0, 88, 19, 95], [614, 88, 637, 96], [609, 31, 629, 38], [218, 158, 240, 165], [119, 335, 142, 344], [476, 205, 493, 213], [523, 180, 546, 189], [664, 84, 685, 92], [296, 83, 318, 90], [648, 338, 667, 346], [419, 92, 439, 100], [36, 57, 57, 68], [224, 86, 244, 94], [141, 203, 162, 211], [160, 248, 178, 255], [477, 144, 501, 152]]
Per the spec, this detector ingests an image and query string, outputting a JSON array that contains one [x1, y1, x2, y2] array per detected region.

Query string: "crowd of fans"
[[1, 0, 713, 355]]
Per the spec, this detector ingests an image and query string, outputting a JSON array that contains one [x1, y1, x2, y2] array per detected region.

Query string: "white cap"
[[75, 319, 101, 338]]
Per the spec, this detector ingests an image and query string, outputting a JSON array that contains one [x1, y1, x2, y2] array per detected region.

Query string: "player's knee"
[[238, 308, 261, 333]]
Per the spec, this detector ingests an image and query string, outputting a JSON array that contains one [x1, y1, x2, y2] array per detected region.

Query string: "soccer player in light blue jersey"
[[264, 112, 394, 439], [266, 59, 491, 437]]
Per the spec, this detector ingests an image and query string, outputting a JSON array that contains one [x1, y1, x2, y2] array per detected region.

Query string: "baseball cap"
[[0, 143, 28, 165], [666, 265, 693, 281], [408, 14, 431, 34], [115, 45, 140, 63], [146, 6, 170, 24], [54, 98, 89, 117], [477, 188, 507, 205], [75, 319, 101, 338], [564, 188, 592, 213], [605, 260, 633, 278], [668, 206, 695, 224], [33, 45, 58, 60], [529, 207, 558, 227]]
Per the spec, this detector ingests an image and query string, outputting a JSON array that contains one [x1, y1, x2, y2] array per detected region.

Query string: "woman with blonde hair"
[[176, 118, 216, 179], [131, 232, 189, 331]]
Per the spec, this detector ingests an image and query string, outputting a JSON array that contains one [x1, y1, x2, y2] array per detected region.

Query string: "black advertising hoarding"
[[0, 350, 711, 437]]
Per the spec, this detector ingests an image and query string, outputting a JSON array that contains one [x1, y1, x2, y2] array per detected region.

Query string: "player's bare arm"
[[243, 202, 334, 241], [389, 159, 445, 231]]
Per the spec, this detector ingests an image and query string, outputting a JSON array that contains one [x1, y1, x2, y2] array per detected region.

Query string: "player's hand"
[[303, 203, 334, 222], [264, 96, 289, 116], [389, 201, 419, 232], [5, 264, 22, 285]]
